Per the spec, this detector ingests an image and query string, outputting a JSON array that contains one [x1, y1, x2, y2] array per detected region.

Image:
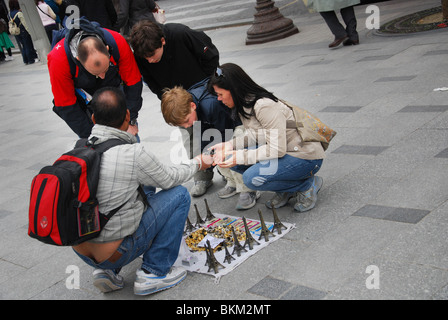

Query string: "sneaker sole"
[[93, 276, 124, 293], [134, 272, 187, 296], [217, 190, 238, 199]]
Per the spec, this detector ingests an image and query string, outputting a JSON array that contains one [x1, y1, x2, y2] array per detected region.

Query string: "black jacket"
[[67, 0, 117, 29], [135, 23, 220, 99], [115, 0, 156, 32]]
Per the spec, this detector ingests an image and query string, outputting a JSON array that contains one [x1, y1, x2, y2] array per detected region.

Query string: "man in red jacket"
[[47, 18, 143, 138]]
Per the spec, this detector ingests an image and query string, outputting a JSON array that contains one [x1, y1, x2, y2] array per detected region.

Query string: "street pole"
[[246, 0, 299, 45], [18, 0, 50, 64]]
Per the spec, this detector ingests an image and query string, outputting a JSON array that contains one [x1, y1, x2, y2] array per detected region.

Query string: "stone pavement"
[[1, 0, 448, 302]]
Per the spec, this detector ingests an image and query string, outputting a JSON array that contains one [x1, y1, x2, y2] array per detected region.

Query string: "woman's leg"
[[241, 155, 322, 193]]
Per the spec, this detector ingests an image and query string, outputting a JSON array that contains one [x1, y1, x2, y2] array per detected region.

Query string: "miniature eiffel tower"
[[204, 198, 216, 221], [194, 204, 205, 227], [205, 240, 225, 274], [242, 216, 259, 250], [257, 209, 275, 242], [184, 216, 195, 234], [271, 207, 287, 234], [222, 241, 235, 264], [231, 226, 247, 257]]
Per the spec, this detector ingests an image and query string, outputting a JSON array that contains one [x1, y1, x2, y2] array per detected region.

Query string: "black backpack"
[[28, 137, 128, 246]]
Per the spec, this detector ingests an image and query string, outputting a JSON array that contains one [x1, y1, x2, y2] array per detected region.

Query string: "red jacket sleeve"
[[108, 29, 143, 120], [47, 39, 93, 138], [47, 39, 76, 107]]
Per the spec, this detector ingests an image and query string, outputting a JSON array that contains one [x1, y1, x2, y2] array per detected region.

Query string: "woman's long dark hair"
[[208, 63, 278, 119]]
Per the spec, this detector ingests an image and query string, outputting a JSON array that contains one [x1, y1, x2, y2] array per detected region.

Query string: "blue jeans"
[[74, 185, 190, 276], [15, 31, 35, 64], [232, 155, 323, 193]]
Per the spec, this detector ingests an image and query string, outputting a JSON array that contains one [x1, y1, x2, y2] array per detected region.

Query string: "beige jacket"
[[233, 98, 325, 165]]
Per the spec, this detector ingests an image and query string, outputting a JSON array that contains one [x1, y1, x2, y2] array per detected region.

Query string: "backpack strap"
[[75, 136, 150, 214]]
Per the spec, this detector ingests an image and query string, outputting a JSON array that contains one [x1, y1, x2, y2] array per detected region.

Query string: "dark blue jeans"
[[232, 155, 323, 193], [15, 31, 35, 64]]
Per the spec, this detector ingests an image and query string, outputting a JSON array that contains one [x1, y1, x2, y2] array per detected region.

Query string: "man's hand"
[[194, 153, 214, 170]]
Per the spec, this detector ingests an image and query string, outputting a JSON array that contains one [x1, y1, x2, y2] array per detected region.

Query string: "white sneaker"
[[134, 266, 187, 296], [5, 56, 13, 61], [92, 269, 124, 293]]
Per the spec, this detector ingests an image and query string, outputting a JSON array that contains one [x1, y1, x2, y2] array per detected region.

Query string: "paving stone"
[[352, 204, 430, 224], [332, 145, 389, 156], [247, 276, 294, 299], [374, 76, 417, 82], [280, 285, 327, 300]]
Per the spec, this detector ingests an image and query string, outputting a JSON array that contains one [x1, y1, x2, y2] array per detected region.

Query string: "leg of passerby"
[[341, 6, 359, 45], [15, 34, 28, 64], [319, 10, 348, 48], [443, 0, 448, 20], [22, 33, 35, 64], [5, 48, 14, 61]]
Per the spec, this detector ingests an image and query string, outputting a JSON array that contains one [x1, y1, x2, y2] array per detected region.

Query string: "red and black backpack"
[[28, 137, 127, 246]]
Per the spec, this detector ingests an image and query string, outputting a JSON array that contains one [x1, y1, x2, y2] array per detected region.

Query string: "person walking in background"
[[35, 0, 57, 43], [0, 16, 14, 62], [308, 0, 360, 48], [67, 0, 117, 29], [8, 0, 38, 65], [442, 0, 448, 21], [114, 0, 156, 35]]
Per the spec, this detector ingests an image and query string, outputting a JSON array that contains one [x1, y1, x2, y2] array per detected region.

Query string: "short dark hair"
[[77, 36, 109, 65], [129, 20, 164, 58], [90, 87, 127, 128]]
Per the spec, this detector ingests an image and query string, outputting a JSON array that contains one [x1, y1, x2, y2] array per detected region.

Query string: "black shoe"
[[343, 39, 360, 46]]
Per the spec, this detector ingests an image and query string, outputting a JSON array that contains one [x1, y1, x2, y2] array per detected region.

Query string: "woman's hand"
[[209, 141, 232, 163], [215, 150, 237, 168]]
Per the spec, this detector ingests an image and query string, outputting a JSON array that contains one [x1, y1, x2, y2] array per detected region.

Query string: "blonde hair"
[[161, 86, 194, 126]]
